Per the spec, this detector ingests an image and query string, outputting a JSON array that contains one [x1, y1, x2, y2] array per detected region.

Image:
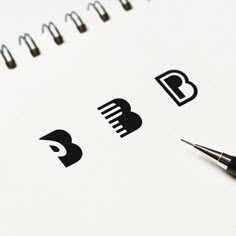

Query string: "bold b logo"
[[155, 70, 198, 106], [98, 98, 142, 138], [40, 130, 83, 168]]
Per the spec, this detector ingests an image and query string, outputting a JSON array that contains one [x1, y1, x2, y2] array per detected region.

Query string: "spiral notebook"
[[1, 0, 236, 235]]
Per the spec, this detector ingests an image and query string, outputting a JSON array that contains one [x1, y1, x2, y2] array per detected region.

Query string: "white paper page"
[[0, 0, 236, 235]]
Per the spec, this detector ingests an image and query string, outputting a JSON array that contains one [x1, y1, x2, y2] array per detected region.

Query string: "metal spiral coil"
[[42, 22, 64, 45], [0, 0, 133, 70], [88, 1, 110, 22], [65, 11, 87, 33], [119, 0, 132, 11], [19, 33, 41, 57], [0, 45, 17, 69]]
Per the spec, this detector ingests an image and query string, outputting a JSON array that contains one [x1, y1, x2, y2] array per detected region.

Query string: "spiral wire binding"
[[87, 1, 110, 22], [19, 33, 41, 57], [0, 0, 134, 70], [42, 22, 64, 45], [0, 45, 17, 69], [119, 0, 132, 11], [65, 11, 87, 33]]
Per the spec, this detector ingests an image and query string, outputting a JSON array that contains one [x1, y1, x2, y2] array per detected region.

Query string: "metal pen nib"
[[181, 139, 236, 176]]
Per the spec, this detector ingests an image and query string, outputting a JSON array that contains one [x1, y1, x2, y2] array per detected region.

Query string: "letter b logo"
[[98, 98, 142, 138], [155, 70, 198, 106], [40, 130, 83, 168]]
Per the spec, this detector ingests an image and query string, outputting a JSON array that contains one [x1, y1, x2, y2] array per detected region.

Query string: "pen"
[[181, 139, 236, 177]]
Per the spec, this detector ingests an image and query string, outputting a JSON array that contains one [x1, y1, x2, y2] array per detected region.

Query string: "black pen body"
[[181, 140, 236, 177], [227, 156, 236, 176]]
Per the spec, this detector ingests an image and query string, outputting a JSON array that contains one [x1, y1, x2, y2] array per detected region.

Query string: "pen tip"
[[181, 139, 195, 147]]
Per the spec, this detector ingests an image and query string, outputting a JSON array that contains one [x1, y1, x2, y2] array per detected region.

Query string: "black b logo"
[[98, 98, 142, 138], [155, 70, 198, 106], [40, 130, 83, 168]]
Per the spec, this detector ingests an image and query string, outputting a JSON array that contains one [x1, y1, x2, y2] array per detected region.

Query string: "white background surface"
[[0, 0, 236, 236]]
